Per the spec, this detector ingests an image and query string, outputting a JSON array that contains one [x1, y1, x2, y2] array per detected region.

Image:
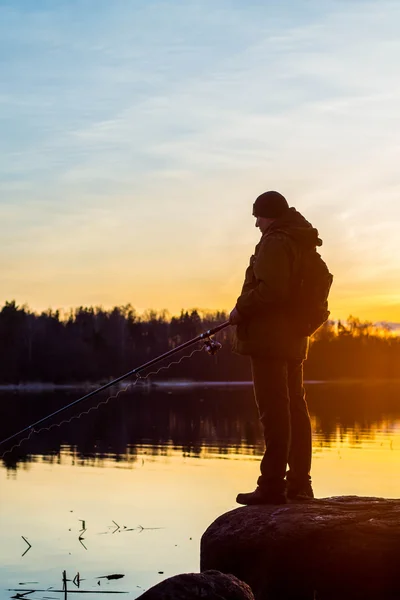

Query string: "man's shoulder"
[[259, 230, 297, 250], [255, 231, 299, 266]]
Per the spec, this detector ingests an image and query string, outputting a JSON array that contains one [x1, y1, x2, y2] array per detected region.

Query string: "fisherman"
[[230, 191, 330, 505]]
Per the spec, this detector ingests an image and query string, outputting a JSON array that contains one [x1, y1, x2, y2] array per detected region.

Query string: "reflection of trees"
[[1, 302, 399, 383], [0, 388, 263, 470], [2, 383, 400, 471], [306, 381, 400, 445]]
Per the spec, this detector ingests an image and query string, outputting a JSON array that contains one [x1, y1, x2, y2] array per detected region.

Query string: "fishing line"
[[0, 321, 230, 459]]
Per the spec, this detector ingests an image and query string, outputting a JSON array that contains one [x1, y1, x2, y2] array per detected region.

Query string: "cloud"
[[1, 0, 400, 317]]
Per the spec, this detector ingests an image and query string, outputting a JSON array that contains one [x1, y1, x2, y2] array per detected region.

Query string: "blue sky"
[[1, 0, 400, 320]]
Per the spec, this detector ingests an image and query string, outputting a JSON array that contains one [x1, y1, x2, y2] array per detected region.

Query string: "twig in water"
[[112, 521, 120, 534], [21, 536, 32, 557], [79, 521, 87, 540], [136, 525, 164, 533], [78, 521, 87, 549], [62, 571, 67, 600], [78, 537, 87, 551]]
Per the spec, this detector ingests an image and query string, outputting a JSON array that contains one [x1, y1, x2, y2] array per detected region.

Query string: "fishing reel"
[[203, 337, 222, 356]]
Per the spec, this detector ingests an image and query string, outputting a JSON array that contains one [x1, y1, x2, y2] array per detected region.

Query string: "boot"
[[236, 486, 287, 506], [286, 479, 314, 500]]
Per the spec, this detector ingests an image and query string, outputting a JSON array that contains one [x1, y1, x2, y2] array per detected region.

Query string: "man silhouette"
[[230, 191, 322, 504]]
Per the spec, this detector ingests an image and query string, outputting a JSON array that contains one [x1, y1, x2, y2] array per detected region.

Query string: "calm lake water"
[[1, 381, 400, 599]]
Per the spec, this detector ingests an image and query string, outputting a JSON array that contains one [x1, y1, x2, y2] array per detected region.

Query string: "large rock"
[[201, 496, 400, 600], [137, 569, 254, 599]]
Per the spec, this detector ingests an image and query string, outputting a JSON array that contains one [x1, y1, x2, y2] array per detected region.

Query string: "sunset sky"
[[1, 0, 399, 322]]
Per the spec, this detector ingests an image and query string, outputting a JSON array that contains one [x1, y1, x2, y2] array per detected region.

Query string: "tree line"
[[0, 300, 399, 383]]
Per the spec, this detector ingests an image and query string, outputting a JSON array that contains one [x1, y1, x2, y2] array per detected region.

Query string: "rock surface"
[[200, 496, 400, 600], [137, 569, 254, 600]]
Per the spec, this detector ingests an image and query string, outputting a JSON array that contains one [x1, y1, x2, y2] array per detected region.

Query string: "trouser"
[[250, 356, 312, 491]]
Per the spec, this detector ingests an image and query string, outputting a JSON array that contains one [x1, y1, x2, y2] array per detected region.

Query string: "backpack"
[[292, 247, 333, 337]]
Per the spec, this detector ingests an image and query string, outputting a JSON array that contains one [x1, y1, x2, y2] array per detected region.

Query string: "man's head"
[[253, 191, 289, 234]]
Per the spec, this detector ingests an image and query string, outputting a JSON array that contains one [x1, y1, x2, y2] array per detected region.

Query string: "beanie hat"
[[252, 191, 289, 218]]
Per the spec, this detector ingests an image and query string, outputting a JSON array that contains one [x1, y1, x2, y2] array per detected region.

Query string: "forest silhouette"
[[0, 300, 399, 384]]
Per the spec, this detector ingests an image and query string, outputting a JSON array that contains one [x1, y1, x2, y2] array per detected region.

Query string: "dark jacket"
[[232, 208, 322, 359]]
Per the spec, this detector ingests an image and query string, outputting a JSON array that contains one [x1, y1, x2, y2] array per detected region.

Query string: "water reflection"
[[1, 381, 400, 470], [1, 383, 400, 600]]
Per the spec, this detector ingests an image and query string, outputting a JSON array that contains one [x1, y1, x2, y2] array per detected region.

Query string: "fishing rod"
[[0, 320, 230, 450]]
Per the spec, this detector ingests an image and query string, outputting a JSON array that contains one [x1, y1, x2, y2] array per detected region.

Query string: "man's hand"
[[229, 307, 243, 325]]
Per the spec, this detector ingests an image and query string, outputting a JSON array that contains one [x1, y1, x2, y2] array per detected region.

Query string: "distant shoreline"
[[1, 378, 400, 393]]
